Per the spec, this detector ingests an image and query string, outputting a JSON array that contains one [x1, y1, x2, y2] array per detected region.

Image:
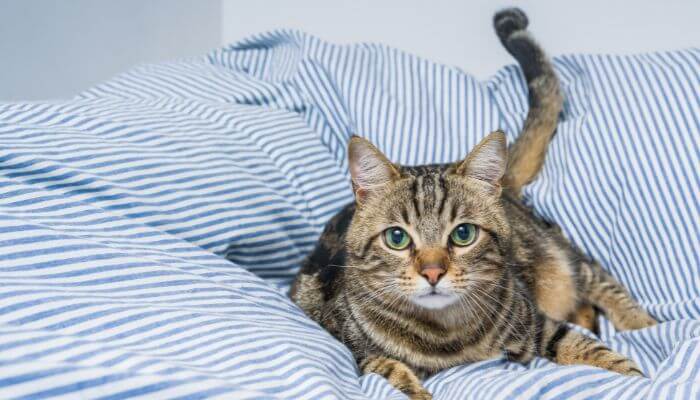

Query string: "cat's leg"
[[360, 355, 432, 400], [577, 260, 657, 331], [538, 315, 644, 376], [569, 301, 600, 335]]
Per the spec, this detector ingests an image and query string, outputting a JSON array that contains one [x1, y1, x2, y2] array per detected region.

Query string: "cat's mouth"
[[410, 290, 459, 310]]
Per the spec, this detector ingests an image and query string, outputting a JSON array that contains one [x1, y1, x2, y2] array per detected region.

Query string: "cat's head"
[[345, 132, 511, 311]]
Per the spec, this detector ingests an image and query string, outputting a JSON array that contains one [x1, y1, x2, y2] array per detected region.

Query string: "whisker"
[[328, 264, 375, 271]]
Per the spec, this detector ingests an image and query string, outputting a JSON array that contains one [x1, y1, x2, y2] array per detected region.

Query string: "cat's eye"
[[450, 224, 478, 247], [383, 227, 412, 250]]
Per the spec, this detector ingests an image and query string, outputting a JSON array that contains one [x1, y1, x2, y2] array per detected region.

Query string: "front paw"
[[361, 356, 433, 399], [604, 354, 645, 377], [575, 348, 645, 377], [392, 370, 432, 399], [406, 387, 432, 400]]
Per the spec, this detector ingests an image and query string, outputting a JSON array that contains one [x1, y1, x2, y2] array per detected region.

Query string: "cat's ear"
[[454, 131, 507, 190], [348, 135, 400, 203]]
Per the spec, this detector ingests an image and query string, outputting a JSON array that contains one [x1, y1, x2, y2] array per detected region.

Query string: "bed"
[[0, 30, 698, 399]]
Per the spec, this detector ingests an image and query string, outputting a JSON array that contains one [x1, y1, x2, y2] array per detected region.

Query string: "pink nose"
[[420, 265, 446, 285]]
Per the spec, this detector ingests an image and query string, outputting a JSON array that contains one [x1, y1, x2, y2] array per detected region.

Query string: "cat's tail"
[[493, 8, 563, 195]]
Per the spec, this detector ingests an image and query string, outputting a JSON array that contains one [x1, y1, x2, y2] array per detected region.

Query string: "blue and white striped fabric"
[[0, 30, 697, 399]]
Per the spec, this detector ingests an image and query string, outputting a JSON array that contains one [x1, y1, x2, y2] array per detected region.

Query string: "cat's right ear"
[[454, 131, 507, 194], [348, 135, 400, 203]]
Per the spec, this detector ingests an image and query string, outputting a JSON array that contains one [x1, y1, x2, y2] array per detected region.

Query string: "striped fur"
[[292, 9, 655, 398], [494, 8, 563, 194], [292, 133, 656, 399]]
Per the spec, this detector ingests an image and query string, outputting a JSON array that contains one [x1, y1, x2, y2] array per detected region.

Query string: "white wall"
[[0, 0, 221, 101], [222, 0, 699, 79], [1, 1, 698, 100]]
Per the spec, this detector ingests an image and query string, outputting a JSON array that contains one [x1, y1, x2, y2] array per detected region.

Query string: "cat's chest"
[[344, 299, 501, 371]]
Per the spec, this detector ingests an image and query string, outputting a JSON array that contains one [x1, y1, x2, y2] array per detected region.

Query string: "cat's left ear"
[[348, 135, 400, 203], [454, 131, 507, 192]]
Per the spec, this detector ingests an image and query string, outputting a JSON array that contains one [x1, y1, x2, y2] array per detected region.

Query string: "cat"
[[291, 8, 656, 400]]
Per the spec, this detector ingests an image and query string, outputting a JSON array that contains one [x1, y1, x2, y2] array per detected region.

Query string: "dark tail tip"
[[493, 8, 529, 42]]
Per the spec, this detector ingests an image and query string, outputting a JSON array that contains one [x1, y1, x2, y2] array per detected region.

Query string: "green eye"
[[450, 224, 478, 247], [384, 227, 411, 250]]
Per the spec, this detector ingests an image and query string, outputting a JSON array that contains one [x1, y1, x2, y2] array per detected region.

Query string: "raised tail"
[[493, 8, 563, 194]]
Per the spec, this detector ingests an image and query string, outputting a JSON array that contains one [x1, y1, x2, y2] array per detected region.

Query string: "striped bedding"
[[0, 30, 697, 399]]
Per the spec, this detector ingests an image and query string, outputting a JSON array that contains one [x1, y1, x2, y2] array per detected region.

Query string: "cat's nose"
[[420, 265, 446, 286]]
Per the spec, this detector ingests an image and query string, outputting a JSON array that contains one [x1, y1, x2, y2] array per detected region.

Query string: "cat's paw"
[[493, 8, 529, 40], [615, 311, 657, 331], [406, 387, 433, 400], [361, 356, 433, 400], [621, 366, 645, 378], [555, 331, 647, 377], [609, 356, 646, 377], [571, 348, 645, 377], [587, 350, 645, 377]]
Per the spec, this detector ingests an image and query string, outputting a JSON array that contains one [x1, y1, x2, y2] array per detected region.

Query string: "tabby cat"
[[291, 8, 656, 400]]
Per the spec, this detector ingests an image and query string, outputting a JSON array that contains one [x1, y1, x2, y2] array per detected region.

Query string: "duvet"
[[0, 31, 698, 399]]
